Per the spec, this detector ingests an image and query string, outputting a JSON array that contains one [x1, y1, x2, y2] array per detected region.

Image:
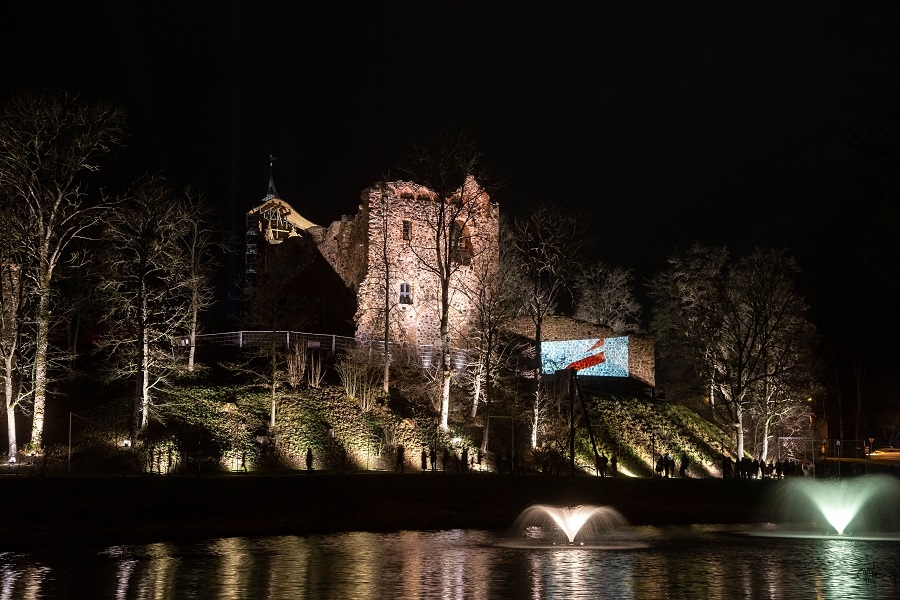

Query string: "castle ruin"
[[247, 175, 500, 356]]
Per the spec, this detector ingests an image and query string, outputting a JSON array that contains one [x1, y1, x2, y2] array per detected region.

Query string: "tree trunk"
[[133, 339, 143, 434], [735, 407, 745, 460], [140, 332, 151, 428], [381, 186, 390, 394], [30, 283, 51, 451], [470, 355, 483, 419], [134, 287, 151, 432], [484, 331, 494, 408], [4, 356, 16, 457], [187, 303, 198, 372], [439, 278, 451, 430], [270, 336, 277, 431], [761, 417, 772, 464], [531, 315, 543, 448], [441, 368, 451, 429], [6, 400, 15, 459]]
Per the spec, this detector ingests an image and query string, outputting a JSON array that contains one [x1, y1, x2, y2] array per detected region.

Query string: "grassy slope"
[[147, 383, 733, 477], [29, 372, 733, 479], [588, 394, 729, 478]]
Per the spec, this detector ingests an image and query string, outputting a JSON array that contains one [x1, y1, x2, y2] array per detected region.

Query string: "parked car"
[[869, 446, 900, 458]]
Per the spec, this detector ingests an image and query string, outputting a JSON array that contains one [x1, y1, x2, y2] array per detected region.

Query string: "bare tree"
[[733, 248, 816, 461], [179, 187, 225, 372], [241, 235, 316, 431], [335, 346, 382, 412], [460, 217, 524, 418], [97, 176, 192, 434], [650, 244, 728, 409], [574, 259, 641, 333], [510, 202, 583, 448], [378, 182, 392, 393], [750, 354, 817, 462], [651, 245, 816, 460], [0, 91, 124, 450], [363, 180, 400, 394], [285, 340, 307, 389], [0, 207, 29, 458], [399, 132, 495, 430]]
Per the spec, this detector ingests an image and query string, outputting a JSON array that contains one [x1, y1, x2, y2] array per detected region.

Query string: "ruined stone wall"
[[350, 180, 500, 351], [315, 210, 369, 290], [252, 178, 501, 351], [507, 315, 656, 388]]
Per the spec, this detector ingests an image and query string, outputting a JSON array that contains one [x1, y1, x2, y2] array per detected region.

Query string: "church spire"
[[266, 154, 280, 200]]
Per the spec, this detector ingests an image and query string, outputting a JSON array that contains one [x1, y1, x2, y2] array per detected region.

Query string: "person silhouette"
[[396, 445, 405, 473]]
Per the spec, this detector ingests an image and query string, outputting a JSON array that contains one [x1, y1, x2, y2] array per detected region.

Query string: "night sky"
[[3, 3, 900, 398]]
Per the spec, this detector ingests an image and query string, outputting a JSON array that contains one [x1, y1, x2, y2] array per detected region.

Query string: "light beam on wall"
[[542, 337, 629, 377]]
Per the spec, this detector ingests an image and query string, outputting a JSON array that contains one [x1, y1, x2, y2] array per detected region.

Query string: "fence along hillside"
[[192, 330, 469, 368]]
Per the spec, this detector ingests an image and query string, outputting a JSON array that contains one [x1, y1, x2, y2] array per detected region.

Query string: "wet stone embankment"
[[0, 472, 777, 550]]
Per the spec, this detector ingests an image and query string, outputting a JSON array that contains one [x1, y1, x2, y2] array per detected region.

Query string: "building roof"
[[247, 197, 319, 232]]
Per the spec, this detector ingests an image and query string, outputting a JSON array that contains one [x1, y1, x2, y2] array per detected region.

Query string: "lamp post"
[[837, 439, 842, 478], [866, 436, 875, 474]]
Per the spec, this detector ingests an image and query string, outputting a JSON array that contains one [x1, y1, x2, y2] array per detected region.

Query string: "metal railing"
[[193, 331, 354, 353], [192, 331, 471, 369]]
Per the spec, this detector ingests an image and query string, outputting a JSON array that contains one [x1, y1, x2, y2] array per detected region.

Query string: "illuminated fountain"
[[765, 474, 900, 539], [506, 504, 647, 549]]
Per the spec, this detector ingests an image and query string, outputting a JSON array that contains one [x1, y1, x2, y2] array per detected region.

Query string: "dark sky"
[[3, 3, 899, 347]]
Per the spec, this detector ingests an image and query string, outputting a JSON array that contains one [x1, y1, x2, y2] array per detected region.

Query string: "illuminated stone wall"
[[315, 212, 369, 290], [248, 178, 499, 351], [320, 180, 500, 351]]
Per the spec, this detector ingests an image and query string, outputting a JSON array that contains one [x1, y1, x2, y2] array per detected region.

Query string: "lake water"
[[1, 526, 898, 599]]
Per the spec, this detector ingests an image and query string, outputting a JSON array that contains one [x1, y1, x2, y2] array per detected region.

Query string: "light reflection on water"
[[0, 526, 898, 599]]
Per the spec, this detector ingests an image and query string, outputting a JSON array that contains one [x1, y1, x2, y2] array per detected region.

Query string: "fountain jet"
[[510, 504, 628, 545], [777, 475, 900, 536]]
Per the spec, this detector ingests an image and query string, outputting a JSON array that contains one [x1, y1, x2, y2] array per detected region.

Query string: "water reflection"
[[0, 557, 47, 600], [0, 527, 898, 599]]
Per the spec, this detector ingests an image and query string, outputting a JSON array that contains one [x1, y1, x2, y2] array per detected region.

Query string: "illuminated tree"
[[510, 202, 583, 448], [574, 259, 641, 333], [179, 187, 225, 372], [0, 91, 124, 450], [364, 180, 400, 394], [377, 181, 392, 393], [739, 249, 817, 461], [459, 218, 524, 418], [241, 235, 316, 431], [0, 208, 28, 458], [651, 245, 816, 460], [749, 350, 817, 462], [399, 132, 494, 430], [97, 176, 193, 433]]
